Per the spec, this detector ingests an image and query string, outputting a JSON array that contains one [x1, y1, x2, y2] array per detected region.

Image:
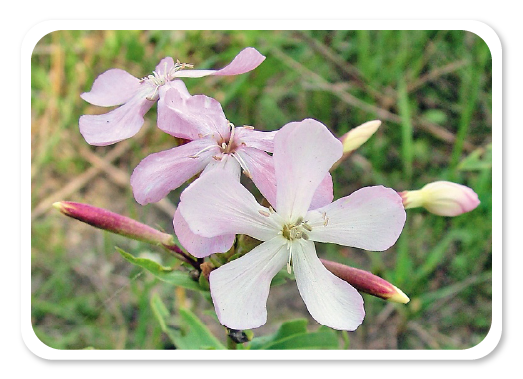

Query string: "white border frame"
[[23, 20, 501, 360]]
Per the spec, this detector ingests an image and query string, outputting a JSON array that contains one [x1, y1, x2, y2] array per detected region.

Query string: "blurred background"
[[31, 30, 492, 349]]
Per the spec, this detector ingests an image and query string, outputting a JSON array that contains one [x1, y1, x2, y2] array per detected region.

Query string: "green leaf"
[[150, 293, 226, 350], [249, 319, 340, 350], [457, 144, 492, 171], [150, 293, 180, 345], [116, 247, 202, 291]]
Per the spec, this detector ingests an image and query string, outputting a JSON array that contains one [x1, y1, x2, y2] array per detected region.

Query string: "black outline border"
[[17, 16, 513, 371]]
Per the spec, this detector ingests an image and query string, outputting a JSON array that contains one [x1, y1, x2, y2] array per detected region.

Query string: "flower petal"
[[274, 119, 343, 221], [306, 186, 406, 251], [130, 138, 219, 205], [79, 89, 155, 146], [233, 147, 277, 207], [233, 127, 277, 153], [81, 68, 141, 107], [155, 57, 175, 76], [173, 207, 235, 258], [209, 236, 288, 329], [235, 148, 334, 211], [157, 86, 230, 141], [309, 173, 334, 210], [179, 169, 281, 241], [292, 239, 365, 331], [200, 153, 241, 180], [175, 47, 266, 78]]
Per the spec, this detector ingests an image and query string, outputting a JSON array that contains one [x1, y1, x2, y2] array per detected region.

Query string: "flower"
[[131, 87, 334, 259], [129, 85, 276, 259], [79, 47, 265, 146], [399, 181, 480, 216], [179, 119, 406, 330]]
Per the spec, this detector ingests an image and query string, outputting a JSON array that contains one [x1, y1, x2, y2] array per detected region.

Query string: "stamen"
[[231, 152, 252, 178], [188, 144, 218, 159], [322, 211, 329, 226], [146, 85, 160, 101]]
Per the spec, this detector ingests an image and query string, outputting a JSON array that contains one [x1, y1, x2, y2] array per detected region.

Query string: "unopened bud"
[[340, 120, 381, 154], [53, 201, 175, 246], [321, 259, 409, 304], [399, 181, 480, 217]]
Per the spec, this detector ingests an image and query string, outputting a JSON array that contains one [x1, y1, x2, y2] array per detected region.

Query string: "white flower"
[[179, 119, 406, 330]]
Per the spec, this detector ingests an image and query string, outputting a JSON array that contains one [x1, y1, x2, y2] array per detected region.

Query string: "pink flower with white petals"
[[79, 47, 265, 146], [131, 86, 334, 259], [179, 119, 406, 330]]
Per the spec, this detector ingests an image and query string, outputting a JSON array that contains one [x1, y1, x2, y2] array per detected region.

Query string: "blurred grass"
[[31, 30, 492, 350]]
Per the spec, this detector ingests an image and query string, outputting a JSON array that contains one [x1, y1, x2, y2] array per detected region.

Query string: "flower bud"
[[321, 259, 410, 304], [399, 181, 480, 217], [340, 120, 381, 154], [53, 201, 175, 246]]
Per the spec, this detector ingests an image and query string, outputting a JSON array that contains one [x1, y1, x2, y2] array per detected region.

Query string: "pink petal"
[[200, 153, 241, 180], [233, 127, 277, 153], [234, 147, 277, 207], [79, 89, 155, 146], [292, 239, 365, 331], [155, 57, 175, 76], [209, 236, 288, 330], [235, 148, 334, 211], [130, 138, 219, 205], [306, 186, 406, 251], [173, 207, 235, 258], [81, 68, 141, 107], [274, 119, 343, 221], [157, 86, 230, 141], [179, 169, 281, 242], [175, 47, 266, 78], [309, 173, 334, 210]]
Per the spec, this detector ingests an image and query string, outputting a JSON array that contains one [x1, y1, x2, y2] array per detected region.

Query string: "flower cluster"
[[77, 47, 480, 332]]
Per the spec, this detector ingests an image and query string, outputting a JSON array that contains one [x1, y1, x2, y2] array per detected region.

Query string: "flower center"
[[281, 217, 312, 241], [140, 59, 194, 101]]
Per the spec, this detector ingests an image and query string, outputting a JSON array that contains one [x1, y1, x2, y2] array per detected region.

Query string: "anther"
[[258, 210, 270, 217]]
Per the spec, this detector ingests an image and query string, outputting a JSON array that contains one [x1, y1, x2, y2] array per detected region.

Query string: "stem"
[[162, 243, 201, 272], [226, 337, 237, 350]]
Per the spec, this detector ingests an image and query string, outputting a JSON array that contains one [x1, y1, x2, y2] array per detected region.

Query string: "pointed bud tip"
[[388, 285, 410, 304], [52, 201, 72, 214]]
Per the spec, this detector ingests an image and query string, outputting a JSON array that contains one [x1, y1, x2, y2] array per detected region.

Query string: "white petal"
[[274, 119, 342, 221], [200, 153, 241, 180], [179, 169, 282, 241], [306, 186, 406, 251], [209, 236, 288, 330], [292, 240, 365, 331]]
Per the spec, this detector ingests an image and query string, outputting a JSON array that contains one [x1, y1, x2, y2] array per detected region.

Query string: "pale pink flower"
[[131, 88, 334, 258], [399, 181, 480, 216], [179, 119, 406, 330], [79, 48, 265, 146]]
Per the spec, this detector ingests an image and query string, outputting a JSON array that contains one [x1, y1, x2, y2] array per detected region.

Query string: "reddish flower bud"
[[321, 259, 410, 304], [53, 201, 175, 247]]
